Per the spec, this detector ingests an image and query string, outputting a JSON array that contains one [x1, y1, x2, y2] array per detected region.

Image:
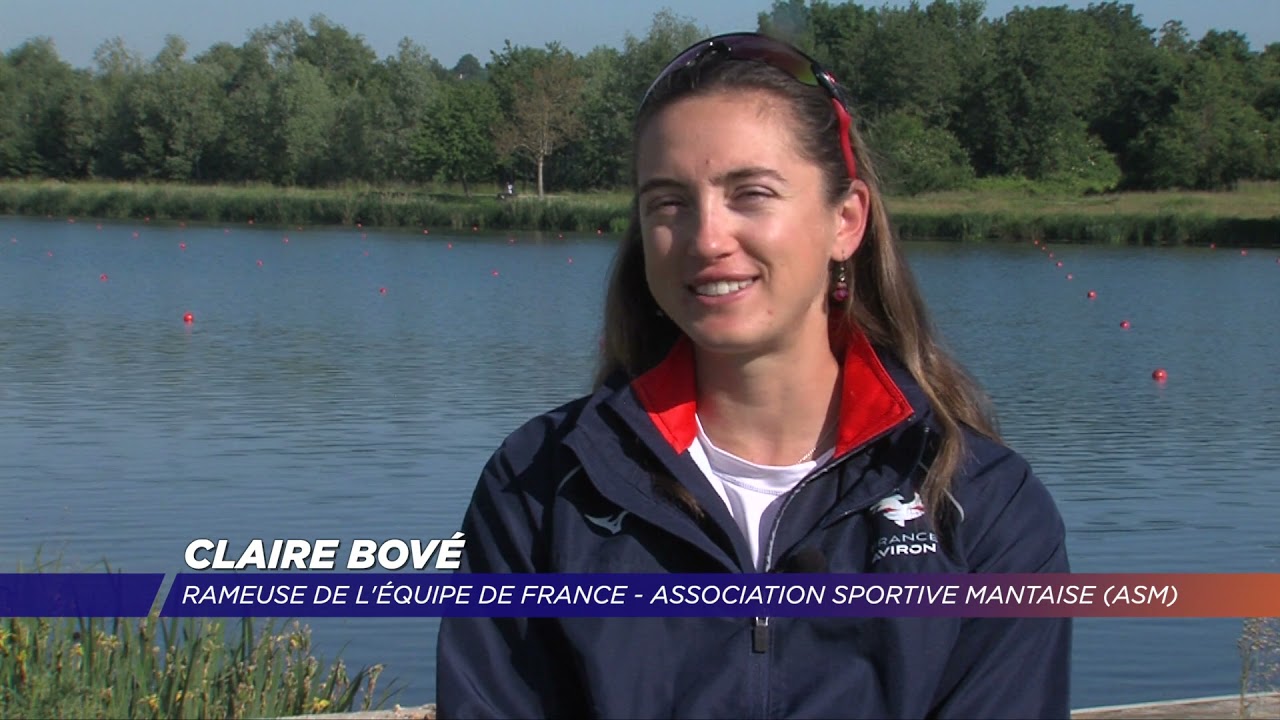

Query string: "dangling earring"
[[830, 262, 850, 303]]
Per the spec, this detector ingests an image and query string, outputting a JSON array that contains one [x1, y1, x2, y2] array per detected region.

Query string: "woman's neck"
[[694, 337, 843, 467]]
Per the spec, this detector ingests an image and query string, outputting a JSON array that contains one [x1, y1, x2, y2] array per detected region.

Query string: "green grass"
[[2, 178, 1278, 245]]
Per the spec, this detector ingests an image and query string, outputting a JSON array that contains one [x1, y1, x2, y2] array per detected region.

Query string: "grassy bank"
[[0, 614, 395, 718], [2, 179, 1278, 245]]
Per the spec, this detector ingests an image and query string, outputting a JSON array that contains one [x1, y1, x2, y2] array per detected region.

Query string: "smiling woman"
[[437, 32, 1072, 720]]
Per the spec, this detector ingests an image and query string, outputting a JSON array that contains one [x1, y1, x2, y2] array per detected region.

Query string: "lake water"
[[1, 216, 1277, 710]]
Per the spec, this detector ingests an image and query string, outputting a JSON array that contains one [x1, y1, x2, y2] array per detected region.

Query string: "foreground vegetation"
[[0, 613, 395, 719], [0, 556, 396, 718], [3, 178, 1278, 245]]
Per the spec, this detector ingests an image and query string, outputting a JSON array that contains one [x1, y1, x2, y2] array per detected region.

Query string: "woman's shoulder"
[[491, 392, 595, 462], [945, 426, 1067, 571], [478, 386, 614, 500]]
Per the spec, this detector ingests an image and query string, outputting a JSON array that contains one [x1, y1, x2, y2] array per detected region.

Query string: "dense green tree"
[[270, 59, 337, 185], [0, 38, 83, 177], [413, 78, 498, 194], [123, 36, 227, 180], [967, 6, 1112, 179], [1130, 31, 1268, 188], [868, 109, 974, 194]]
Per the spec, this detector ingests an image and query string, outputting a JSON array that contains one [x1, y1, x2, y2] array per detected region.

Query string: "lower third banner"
[[159, 573, 1280, 618], [4, 573, 1277, 618]]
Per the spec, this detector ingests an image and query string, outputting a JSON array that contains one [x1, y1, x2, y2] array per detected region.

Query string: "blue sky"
[[3, 0, 1277, 69]]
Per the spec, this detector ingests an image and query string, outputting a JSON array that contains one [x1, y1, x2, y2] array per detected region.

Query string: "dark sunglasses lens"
[[725, 36, 818, 86], [643, 34, 824, 106]]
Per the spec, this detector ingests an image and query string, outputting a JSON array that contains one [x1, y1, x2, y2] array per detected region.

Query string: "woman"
[[437, 33, 1070, 719]]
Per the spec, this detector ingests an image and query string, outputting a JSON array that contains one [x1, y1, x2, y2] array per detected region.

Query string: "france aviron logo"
[[872, 492, 925, 527]]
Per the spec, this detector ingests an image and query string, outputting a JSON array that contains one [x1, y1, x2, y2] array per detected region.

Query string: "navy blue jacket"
[[437, 333, 1071, 719]]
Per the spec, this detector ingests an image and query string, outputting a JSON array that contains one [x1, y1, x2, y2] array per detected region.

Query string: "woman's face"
[[636, 89, 865, 358]]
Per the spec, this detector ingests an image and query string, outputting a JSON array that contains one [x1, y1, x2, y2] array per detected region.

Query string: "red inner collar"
[[631, 331, 914, 458]]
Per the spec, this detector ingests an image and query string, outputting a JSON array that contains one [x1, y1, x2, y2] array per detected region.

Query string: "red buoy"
[[183, 312, 194, 324], [100, 273, 108, 282], [1055, 261, 1063, 268], [1152, 368, 1167, 382], [447, 243, 453, 249], [179, 242, 186, 250], [491, 270, 499, 277], [1087, 290, 1097, 299], [379, 287, 387, 295], [256, 259, 264, 267], [1241, 249, 1248, 256], [1120, 320, 1130, 329], [1066, 273, 1073, 280], [1209, 243, 1216, 249]]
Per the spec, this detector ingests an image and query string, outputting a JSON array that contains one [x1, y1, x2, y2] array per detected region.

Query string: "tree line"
[[2, 1, 1278, 196]]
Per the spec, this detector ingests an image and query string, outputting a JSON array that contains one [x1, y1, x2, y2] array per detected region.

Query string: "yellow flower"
[[309, 698, 331, 713]]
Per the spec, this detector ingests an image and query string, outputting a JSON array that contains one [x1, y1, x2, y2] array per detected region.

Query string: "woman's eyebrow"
[[637, 167, 787, 197]]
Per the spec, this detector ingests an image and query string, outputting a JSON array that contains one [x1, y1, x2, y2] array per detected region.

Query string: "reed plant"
[[0, 612, 396, 718], [1240, 617, 1280, 717]]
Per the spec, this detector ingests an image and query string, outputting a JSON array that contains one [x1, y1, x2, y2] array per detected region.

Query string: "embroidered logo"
[[584, 510, 630, 535], [872, 492, 925, 527]]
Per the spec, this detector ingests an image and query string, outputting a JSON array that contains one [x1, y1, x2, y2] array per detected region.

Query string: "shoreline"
[[2, 180, 1278, 247], [288, 692, 1280, 719]]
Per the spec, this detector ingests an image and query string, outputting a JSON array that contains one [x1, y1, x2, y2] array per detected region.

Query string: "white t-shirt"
[[689, 415, 833, 571]]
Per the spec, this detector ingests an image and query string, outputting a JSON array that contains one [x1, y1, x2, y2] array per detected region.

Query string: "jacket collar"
[[563, 330, 927, 572], [629, 329, 917, 460]]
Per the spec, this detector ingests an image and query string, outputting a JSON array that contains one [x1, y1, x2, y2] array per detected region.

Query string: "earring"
[[830, 262, 850, 303]]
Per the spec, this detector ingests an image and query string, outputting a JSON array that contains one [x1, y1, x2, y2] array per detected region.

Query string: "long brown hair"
[[595, 53, 998, 530]]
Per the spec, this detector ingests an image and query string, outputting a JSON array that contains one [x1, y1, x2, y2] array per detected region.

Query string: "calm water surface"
[[1, 217, 1277, 709]]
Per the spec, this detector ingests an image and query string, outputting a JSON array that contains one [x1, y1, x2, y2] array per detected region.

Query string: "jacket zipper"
[[749, 418, 922, 654]]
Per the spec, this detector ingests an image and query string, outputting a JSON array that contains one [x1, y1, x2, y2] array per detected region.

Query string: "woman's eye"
[[647, 197, 684, 213], [736, 187, 775, 202]]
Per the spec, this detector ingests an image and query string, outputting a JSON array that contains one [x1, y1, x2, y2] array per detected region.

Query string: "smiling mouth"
[[691, 278, 757, 297]]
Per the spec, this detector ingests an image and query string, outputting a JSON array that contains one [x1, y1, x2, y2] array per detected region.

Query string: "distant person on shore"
[[437, 32, 1070, 719]]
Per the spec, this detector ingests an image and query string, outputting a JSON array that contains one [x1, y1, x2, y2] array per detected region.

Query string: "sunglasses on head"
[[641, 32, 858, 181]]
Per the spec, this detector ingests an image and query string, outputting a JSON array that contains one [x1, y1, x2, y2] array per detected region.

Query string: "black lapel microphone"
[[774, 547, 828, 573]]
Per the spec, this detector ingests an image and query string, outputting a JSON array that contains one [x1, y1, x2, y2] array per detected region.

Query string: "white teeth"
[[694, 279, 755, 297]]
